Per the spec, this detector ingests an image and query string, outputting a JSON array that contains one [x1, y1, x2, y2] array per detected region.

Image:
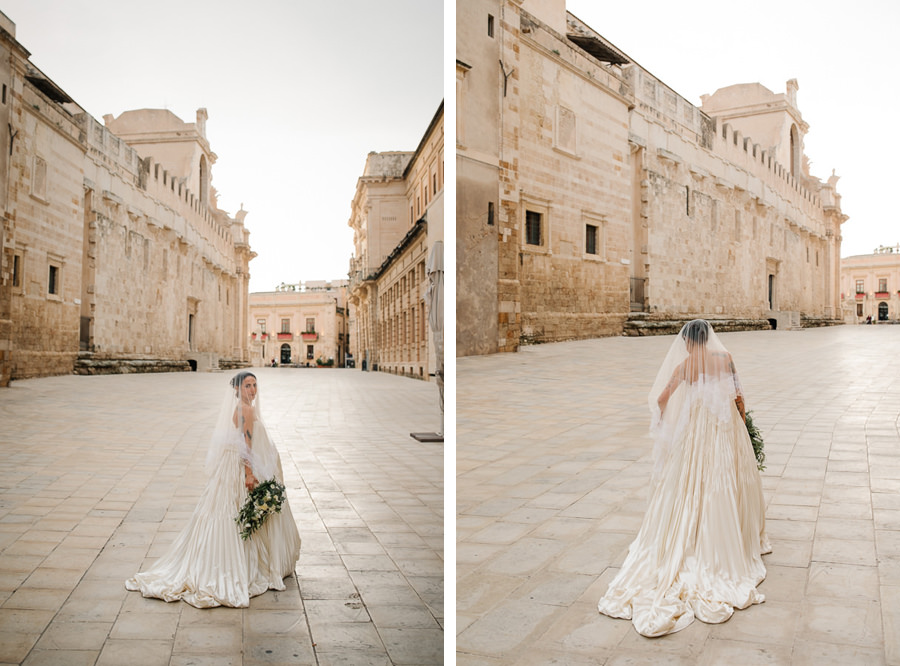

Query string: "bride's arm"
[[657, 366, 683, 416], [239, 405, 258, 490], [727, 354, 747, 421]]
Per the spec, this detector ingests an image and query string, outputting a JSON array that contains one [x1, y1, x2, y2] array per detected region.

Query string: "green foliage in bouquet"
[[745, 411, 766, 471], [236, 478, 286, 540]]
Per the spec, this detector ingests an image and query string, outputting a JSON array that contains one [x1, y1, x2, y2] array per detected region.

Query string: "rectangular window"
[[585, 224, 598, 255], [281, 318, 290, 333], [685, 186, 691, 217], [488, 201, 494, 226], [525, 210, 542, 246], [12, 253, 20, 288], [879, 278, 888, 292], [257, 318, 266, 334], [2, 84, 7, 104], [855, 280, 865, 294], [48, 264, 59, 295], [488, 14, 494, 37], [306, 317, 315, 332]]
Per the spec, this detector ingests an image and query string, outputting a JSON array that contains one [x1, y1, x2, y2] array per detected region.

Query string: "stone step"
[[73, 356, 191, 375], [623, 317, 773, 337]]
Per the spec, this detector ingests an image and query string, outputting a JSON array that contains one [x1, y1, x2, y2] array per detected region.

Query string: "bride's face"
[[240, 376, 257, 404]]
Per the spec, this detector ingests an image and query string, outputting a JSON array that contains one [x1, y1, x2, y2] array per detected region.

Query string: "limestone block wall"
[[6, 79, 85, 378], [496, 7, 632, 347], [456, 0, 501, 357], [626, 64, 843, 320], [78, 115, 248, 363]]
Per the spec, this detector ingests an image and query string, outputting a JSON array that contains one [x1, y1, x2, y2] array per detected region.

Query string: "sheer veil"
[[647, 320, 744, 482], [204, 371, 278, 481]]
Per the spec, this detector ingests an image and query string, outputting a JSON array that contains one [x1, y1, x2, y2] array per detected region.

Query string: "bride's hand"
[[244, 472, 258, 490]]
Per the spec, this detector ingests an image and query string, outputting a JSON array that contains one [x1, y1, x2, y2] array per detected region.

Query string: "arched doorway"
[[879, 302, 889, 321], [280, 343, 292, 365]]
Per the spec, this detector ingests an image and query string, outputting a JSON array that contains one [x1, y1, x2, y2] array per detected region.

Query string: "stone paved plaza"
[[457, 326, 900, 665], [0, 367, 443, 665]]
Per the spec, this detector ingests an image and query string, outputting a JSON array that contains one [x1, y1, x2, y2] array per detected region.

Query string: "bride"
[[126, 371, 301, 608], [598, 320, 770, 637]]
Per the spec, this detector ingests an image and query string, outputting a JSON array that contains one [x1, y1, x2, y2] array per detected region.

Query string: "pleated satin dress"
[[126, 426, 301, 608], [597, 398, 770, 637]]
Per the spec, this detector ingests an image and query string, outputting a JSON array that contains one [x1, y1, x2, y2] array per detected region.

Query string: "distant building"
[[347, 102, 443, 379], [457, 0, 847, 355], [841, 245, 900, 323], [248, 281, 349, 367], [0, 11, 253, 383]]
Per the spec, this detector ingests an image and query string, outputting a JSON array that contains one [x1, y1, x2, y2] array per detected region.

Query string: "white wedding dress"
[[126, 421, 301, 608], [598, 321, 770, 637]]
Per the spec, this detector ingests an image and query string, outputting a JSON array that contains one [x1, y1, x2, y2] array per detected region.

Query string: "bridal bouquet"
[[236, 478, 287, 540], [745, 411, 766, 471]]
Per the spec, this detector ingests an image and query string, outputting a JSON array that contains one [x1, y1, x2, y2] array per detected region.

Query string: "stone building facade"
[[348, 103, 444, 379], [456, 0, 847, 356], [0, 12, 253, 383], [840, 245, 900, 323], [248, 280, 349, 367]]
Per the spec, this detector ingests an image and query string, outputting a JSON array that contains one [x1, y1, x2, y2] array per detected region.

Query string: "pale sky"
[[566, 0, 898, 259], [1, 0, 444, 293]]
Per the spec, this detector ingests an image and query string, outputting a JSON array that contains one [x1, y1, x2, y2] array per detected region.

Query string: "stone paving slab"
[[0, 367, 443, 665], [457, 326, 900, 665]]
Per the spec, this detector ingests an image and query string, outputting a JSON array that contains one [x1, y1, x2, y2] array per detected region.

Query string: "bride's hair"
[[682, 319, 709, 348], [230, 371, 257, 389]]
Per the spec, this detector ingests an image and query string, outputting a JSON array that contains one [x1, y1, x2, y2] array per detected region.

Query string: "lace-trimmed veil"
[[647, 320, 744, 482], [204, 371, 278, 481]]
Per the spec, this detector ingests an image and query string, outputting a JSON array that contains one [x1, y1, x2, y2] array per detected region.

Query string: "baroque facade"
[[457, 0, 847, 356], [347, 102, 444, 379], [248, 280, 349, 367], [0, 12, 253, 383], [840, 245, 900, 323]]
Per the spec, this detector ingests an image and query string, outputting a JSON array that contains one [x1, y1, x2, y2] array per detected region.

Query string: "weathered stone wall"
[[7, 74, 85, 379], [496, 7, 632, 348], [456, 0, 501, 356], [628, 65, 843, 321], [455, 1, 846, 355], [77, 112, 250, 368], [0, 22, 252, 381]]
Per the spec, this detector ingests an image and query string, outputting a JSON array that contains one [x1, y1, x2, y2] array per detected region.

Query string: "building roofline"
[[402, 100, 444, 180]]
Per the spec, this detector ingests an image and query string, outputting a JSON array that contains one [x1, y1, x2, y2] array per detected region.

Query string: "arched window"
[[789, 125, 800, 176], [199, 155, 209, 205]]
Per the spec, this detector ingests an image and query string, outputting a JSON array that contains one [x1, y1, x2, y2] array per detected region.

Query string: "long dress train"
[[126, 424, 301, 608], [597, 398, 770, 637]]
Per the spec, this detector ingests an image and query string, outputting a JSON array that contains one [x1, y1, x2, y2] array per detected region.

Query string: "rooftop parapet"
[[75, 111, 248, 271]]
